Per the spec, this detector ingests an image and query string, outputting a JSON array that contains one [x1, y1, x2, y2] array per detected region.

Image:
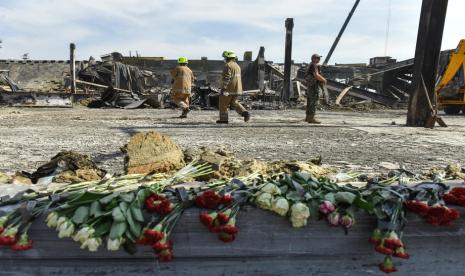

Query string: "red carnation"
[[450, 187, 465, 197], [384, 232, 403, 250], [10, 234, 33, 251], [153, 239, 173, 252], [195, 190, 221, 209], [379, 256, 397, 274], [158, 201, 173, 216], [142, 226, 165, 244], [368, 229, 382, 245], [217, 211, 231, 223], [426, 206, 460, 226], [222, 225, 239, 235], [0, 227, 18, 246], [405, 201, 429, 217], [199, 212, 217, 227], [218, 232, 235, 243], [375, 240, 394, 256], [393, 247, 410, 259], [157, 249, 174, 262], [221, 194, 234, 206]]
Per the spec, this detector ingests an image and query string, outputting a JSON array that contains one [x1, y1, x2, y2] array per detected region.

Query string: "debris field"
[[1, 107, 464, 176]]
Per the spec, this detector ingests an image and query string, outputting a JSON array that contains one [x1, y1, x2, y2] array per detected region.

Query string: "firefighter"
[[171, 56, 194, 118], [217, 51, 250, 124]]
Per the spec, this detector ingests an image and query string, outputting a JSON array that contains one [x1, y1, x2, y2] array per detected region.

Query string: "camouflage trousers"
[[306, 84, 321, 116]]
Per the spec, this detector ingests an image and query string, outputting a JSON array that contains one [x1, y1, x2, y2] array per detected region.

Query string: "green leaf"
[[354, 197, 374, 212], [90, 201, 104, 218], [119, 202, 129, 214], [71, 206, 90, 224], [286, 190, 303, 202], [119, 192, 135, 203], [334, 192, 357, 205], [279, 185, 289, 194], [126, 208, 142, 237], [100, 192, 120, 205], [136, 189, 148, 204], [104, 199, 118, 211], [112, 206, 126, 222], [308, 200, 320, 217], [324, 193, 336, 203], [130, 205, 145, 223], [123, 239, 137, 255], [109, 221, 127, 239], [125, 230, 136, 242], [69, 192, 106, 206], [292, 172, 310, 184], [93, 220, 112, 237]]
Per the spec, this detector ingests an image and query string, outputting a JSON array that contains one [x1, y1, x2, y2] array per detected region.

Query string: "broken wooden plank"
[[335, 86, 353, 106]]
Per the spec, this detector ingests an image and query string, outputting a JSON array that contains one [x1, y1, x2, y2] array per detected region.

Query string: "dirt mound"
[[123, 131, 185, 174]]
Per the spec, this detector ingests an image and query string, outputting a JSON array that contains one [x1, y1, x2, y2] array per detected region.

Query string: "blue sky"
[[0, 0, 463, 64]]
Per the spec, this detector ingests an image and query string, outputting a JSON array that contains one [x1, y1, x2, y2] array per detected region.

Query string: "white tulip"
[[56, 216, 67, 229], [46, 212, 59, 228], [255, 192, 273, 210], [260, 183, 282, 196], [272, 197, 290, 216], [290, 202, 310, 228], [107, 238, 124, 251], [73, 226, 95, 243], [81, 237, 102, 252], [58, 220, 75, 238]]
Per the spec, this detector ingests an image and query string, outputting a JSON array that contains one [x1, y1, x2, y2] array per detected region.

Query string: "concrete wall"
[[0, 60, 88, 92], [0, 59, 254, 92]]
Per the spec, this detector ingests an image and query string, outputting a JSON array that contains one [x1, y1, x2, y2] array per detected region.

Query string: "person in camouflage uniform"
[[304, 54, 327, 124]]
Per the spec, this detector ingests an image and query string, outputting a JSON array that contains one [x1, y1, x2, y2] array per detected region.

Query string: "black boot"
[[242, 111, 250, 122], [179, 108, 189, 118], [216, 120, 229, 124]]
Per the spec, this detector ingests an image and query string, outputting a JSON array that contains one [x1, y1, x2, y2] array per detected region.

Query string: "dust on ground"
[[1, 107, 465, 175]]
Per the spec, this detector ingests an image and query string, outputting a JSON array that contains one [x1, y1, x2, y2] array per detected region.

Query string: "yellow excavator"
[[436, 39, 465, 115]]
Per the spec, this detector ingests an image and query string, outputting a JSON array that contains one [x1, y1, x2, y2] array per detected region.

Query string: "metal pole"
[[323, 0, 360, 65], [282, 18, 294, 102], [70, 43, 76, 94], [258, 46, 265, 92], [406, 0, 449, 127]]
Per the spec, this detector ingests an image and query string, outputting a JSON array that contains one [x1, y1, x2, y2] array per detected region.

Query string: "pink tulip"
[[319, 201, 336, 215]]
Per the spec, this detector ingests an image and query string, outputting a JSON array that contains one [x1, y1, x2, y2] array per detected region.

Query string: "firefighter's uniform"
[[217, 51, 249, 123], [171, 57, 194, 118]]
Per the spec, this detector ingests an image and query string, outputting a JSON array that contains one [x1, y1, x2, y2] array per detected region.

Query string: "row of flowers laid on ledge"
[[0, 162, 463, 274]]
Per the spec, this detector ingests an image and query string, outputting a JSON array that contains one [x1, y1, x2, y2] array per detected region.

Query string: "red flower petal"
[[222, 225, 239, 235]]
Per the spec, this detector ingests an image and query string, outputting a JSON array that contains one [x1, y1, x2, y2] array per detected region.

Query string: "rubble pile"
[[190, 147, 334, 179], [24, 151, 106, 184]]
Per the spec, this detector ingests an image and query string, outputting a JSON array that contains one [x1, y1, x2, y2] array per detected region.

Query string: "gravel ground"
[[1, 107, 464, 175]]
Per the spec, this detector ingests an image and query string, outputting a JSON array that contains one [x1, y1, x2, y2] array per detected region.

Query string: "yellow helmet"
[[224, 51, 236, 59], [222, 51, 230, 58], [178, 57, 188, 64]]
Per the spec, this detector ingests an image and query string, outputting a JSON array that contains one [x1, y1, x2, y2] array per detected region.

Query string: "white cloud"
[[0, 0, 463, 64]]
